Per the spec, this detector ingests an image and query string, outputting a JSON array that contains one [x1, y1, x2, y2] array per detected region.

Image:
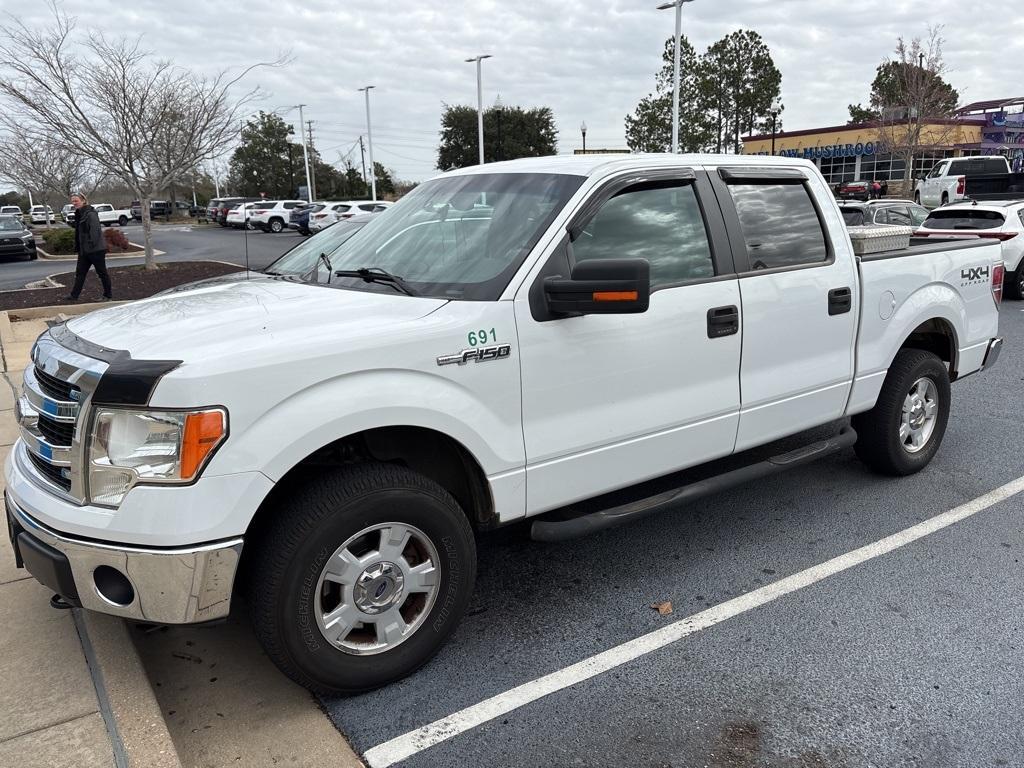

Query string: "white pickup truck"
[[65, 204, 131, 227], [914, 155, 1011, 209], [5, 155, 1004, 695]]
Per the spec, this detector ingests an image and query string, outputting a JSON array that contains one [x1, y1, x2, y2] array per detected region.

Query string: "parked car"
[[61, 204, 75, 224], [216, 197, 261, 226], [248, 199, 307, 233], [226, 202, 259, 229], [288, 203, 324, 235], [915, 200, 1024, 299], [130, 200, 171, 221], [309, 200, 392, 232], [0, 214, 37, 260], [0, 205, 23, 219], [914, 156, 1011, 209], [28, 205, 55, 225], [92, 204, 132, 227], [836, 180, 874, 201], [5, 154, 1004, 695], [838, 200, 929, 227]]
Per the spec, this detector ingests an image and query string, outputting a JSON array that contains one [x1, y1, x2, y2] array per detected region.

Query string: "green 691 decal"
[[467, 328, 498, 347]]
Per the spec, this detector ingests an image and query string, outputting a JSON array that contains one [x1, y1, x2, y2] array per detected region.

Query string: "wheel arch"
[[897, 316, 959, 378], [245, 425, 497, 544]]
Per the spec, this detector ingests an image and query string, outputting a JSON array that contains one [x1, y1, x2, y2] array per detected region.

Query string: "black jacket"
[[74, 205, 105, 256]]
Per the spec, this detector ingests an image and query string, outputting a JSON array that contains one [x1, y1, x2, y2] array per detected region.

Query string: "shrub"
[[104, 228, 132, 253], [40, 228, 75, 255]]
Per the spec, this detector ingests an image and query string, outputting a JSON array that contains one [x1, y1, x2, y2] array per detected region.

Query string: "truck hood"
[[66, 278, 448, 361]]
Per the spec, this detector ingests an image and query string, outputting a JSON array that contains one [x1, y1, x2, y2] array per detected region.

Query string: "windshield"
[[841, 209, 865, 226], [0, 217, 24, 231], [265, 220, 369, 277], [921, 210, 1005, 230], [324, 172, 583, 300]]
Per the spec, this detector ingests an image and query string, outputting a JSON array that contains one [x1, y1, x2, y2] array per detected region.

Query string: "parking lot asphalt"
[[323, 301, 1024, 768], [0, 223, 300, 291]]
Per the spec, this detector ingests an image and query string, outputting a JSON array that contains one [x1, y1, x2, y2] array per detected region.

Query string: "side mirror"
[[543, 258, 650, 316]]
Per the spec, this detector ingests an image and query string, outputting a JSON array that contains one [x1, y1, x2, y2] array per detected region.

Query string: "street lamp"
[[465, 54, 492, 165], [580, 121, 587, 154], [656, 0, 696, 154], [358, 86, 377, 202], [293, 105, 313, 202]]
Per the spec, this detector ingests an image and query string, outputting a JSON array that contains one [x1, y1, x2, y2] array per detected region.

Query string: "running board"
[[530, 426, 858, 542]]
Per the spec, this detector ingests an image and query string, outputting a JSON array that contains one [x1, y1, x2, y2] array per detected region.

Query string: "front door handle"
[[828, 287, 852, 315], [707, 305, 739, 338]]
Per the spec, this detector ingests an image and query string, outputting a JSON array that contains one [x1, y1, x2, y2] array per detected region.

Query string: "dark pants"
[[70, 250, 112, 299]]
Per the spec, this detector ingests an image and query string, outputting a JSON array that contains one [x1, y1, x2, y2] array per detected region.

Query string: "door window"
[[908, 205, 929, 226], [883, 206, 912, 226], [571, 182, 714, 289], [725, 183, 828, 270]]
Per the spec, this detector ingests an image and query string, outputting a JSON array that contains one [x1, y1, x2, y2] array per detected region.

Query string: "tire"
[[118, 216, 128, 226], [941, 192, 949, 207], [28, 251, 37, 261], [914, 192, 921, 205], [1008, 268, 1024, 301], [852, 349, 951, 476], [247, 463, 477, 695], [102, 222, 111, 227], [269, 218, 284, 233]]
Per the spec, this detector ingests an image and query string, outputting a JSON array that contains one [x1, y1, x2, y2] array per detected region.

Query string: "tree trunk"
[[141, 195, 157, 270]]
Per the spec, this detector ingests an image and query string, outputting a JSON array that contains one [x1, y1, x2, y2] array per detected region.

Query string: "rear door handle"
[[707, 305, 739, 338], [828, 287, 852, 316]]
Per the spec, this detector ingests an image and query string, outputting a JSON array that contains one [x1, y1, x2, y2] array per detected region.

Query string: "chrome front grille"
[[17, 331, 107, 503]]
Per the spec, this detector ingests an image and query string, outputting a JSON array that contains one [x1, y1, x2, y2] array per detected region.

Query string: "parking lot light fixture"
[[465, 55, 492, 165], [294, 105, 313, 203], [358, 86, 377, 202], [656, 0, 696, 154]]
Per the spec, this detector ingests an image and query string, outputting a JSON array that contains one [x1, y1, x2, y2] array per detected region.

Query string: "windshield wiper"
[[319, 252, 333, 283], [333, 267, 418, 296]]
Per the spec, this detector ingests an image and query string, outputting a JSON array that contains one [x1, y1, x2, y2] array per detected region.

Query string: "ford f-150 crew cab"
[[4, 155, 1004, 695]]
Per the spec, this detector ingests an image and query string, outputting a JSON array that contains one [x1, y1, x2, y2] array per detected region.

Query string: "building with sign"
[[742, 117, 989, 189]]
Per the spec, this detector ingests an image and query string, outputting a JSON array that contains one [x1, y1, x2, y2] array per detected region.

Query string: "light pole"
[[769, 102, 782, 155], [657, 0, 696, 154], [580, 121, 587, 154], [293, 105, 313, 201], [358, 86, 377, 201], [465, 54, 492, 165]]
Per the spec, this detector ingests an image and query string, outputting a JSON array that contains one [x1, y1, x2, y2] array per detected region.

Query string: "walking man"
[[66, 193, 112, 302]]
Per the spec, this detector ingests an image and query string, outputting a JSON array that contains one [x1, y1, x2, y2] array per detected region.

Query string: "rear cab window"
[[921, 210, 1005, 230], [840, 208, 865, 226], [724, 181, 829, 270]]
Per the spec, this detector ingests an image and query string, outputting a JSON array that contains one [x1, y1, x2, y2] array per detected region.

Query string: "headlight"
[[88, 408, 226, 506]]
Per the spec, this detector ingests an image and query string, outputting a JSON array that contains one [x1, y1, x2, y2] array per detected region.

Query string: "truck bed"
[[860, 236, 996, 262], [963, 172, 1024, 202]]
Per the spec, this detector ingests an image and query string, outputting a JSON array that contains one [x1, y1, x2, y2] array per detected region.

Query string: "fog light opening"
[[93, 565, 135, 607]]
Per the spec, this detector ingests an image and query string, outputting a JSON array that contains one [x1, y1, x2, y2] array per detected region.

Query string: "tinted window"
[[254, 202, 275, 210], [840, 208, 865, 226], [358, 203, 380, 212], [908, 205, 928, 226], [921, 210, 1005, 230], [284, 202, 301, 209], [333, 204, 351, 212], [884, 206, 912, 226], [949, 158, 1009, 176], [571, 182, 714, 289], [726, 183, 828, 270]]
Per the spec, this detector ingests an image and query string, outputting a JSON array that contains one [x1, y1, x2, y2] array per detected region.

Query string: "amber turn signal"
[[181, 410, 226, 479]]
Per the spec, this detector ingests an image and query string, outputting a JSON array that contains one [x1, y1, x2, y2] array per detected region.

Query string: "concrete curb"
[[36, 245, 163, 261], [2, 301, 129, 322], [76, 611, 183, 768]]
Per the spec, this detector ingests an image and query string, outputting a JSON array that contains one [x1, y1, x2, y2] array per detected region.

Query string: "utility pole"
[[295, 104, 313, 203], [306, 120, 317, 201], [465, 55, 492, 165], [657, 0, 697, 154], [359, 136, 367, 188], [359, 86, 377, 201]]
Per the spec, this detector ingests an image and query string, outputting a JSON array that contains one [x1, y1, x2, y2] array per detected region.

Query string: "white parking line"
[[363, 474, 1024, 768]]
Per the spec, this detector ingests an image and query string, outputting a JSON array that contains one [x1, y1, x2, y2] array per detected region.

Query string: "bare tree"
[[0, 3, 278, 267], [874, 27, 961, 189], [0, 131, 105, 226]]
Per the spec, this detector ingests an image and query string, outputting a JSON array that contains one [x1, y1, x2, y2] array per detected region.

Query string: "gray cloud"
[[2, 0, 1022, 183]]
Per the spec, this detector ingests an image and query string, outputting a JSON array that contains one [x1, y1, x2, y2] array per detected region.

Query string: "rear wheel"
[[914, 191, 921, 205], [1008, 268, 1024, 300], [247, 463, 477, 695], [852, 349, 950, 476], [118, 216, 128, 226], [941, 192, 949, 207]]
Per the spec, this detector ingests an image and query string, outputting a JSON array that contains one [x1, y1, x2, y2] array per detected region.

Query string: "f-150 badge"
[[437, 344, 512, 366]]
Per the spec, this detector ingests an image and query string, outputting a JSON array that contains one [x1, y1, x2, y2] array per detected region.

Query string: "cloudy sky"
[[3, 0, 1023, 183]]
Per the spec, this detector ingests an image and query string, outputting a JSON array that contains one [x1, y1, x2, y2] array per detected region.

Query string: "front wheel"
[[247, 463, 477, 695], [852, 349, 951, 476], [269, 218, 284, 233]]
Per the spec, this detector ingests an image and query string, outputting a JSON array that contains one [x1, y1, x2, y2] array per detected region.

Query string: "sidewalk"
[[0, 317, 115, 767]]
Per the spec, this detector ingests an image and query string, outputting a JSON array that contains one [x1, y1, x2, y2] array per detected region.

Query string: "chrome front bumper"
[[6, 494, 243, 624]]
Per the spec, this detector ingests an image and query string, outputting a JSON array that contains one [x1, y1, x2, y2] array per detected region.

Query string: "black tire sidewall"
[[273, 482, 475, 693], [879, 355, 951, 473]]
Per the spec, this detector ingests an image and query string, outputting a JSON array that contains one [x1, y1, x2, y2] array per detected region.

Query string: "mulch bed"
[[0, 261, 244, 311]]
